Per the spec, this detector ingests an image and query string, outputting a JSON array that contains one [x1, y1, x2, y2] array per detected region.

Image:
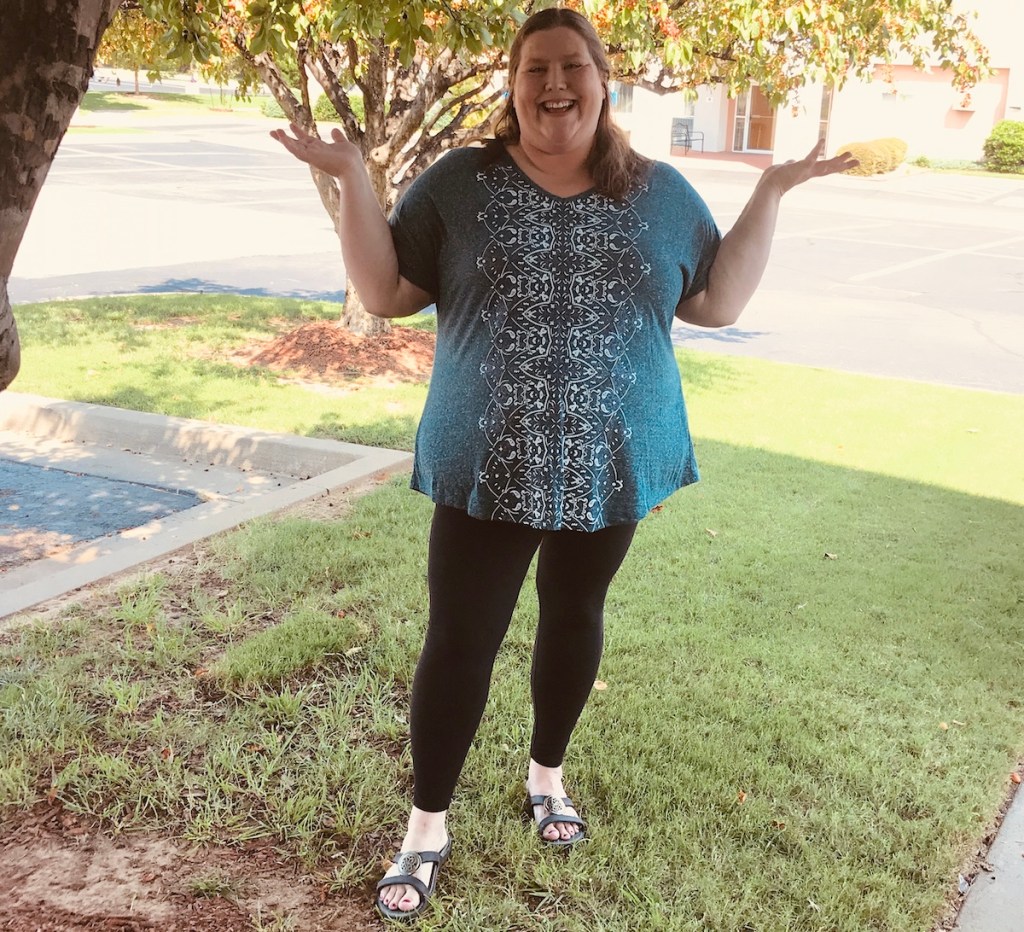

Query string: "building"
[[615, 0, 1023, 165]]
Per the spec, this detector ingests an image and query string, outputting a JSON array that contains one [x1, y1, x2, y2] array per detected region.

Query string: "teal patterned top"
[[389, 145, 720, 532]]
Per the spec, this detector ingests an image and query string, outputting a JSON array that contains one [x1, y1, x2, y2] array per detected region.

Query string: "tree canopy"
[[131, 0, 988, 332], [585, 0, 989, 100], [96, 5, 173, 92]]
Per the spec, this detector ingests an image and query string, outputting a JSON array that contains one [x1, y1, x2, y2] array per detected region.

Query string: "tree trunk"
[[0, 0, 121, 391]]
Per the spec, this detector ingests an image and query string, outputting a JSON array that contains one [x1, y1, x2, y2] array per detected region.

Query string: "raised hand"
[[759, 139, 859, 196], [269, 122, 363, 178]]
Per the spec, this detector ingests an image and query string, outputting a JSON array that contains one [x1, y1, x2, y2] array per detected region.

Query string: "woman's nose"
[[545, 66, 567, 90]]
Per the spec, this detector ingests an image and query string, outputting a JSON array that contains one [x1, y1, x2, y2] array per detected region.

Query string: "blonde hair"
[[490, 7, 650, 201]]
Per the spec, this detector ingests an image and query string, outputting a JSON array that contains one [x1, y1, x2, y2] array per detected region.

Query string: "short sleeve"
[[388, 166, 444, 298]]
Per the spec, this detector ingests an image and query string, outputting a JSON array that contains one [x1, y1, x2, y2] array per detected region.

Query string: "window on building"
[[819, 85, 834, 152]]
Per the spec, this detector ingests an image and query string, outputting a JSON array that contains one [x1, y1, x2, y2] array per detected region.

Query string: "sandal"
[[374, 837, 452, 921], [523, 792, 587, 847]]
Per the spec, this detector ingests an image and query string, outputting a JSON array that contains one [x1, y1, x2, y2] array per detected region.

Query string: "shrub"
[[259, 92, 365, 125], [983, 120, 1024, 173], [314, 93, 365, 124], [259, 96, 285, 119], [835, 137, 908, 175], [877, 137, 908, 170]]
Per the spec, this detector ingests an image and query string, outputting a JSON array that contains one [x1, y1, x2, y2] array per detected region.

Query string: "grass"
[[3, 295, 1023, 930], [77, 89, 265, 118], [12, 294, 430, 450], [909, 156, 1024, 178]]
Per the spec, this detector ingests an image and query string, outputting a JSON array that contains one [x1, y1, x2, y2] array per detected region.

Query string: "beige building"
[[616, 0, 1023, 165]]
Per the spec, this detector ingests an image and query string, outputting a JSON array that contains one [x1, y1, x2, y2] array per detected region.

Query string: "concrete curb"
[[0, 393, 412, 622], [953, 780, 1024, 931]]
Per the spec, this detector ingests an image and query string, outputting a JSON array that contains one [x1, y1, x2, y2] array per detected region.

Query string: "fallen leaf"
[[737, 790, 748, 804], [344, 646, 362, 656], [939, 722, 949, 731], [1011, 772, 1022, 785], [824, 552, 838, 560], [808, 899, 820, 912], [952, 719, 966, 726], [705, 528, 718, 538], [958, 874, 971, 895], [246, 744, 266, 754], [336, 610, 347, 618], [46, 786, 59, 804], [771, 819, 786, 830], [650, 505, 665, 513], [141, 872, 158, 883], [593, 680, 608, 691], [161, 747, 174, 762], [194, 667, 209, 678]]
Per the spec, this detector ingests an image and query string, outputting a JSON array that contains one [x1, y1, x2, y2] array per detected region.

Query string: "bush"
[[259, 96, 285, 119], [983, 120, 1024, 173], [835, 137, 908, 175], [314, 93, 364, 124], [258, 92, 365, 125]]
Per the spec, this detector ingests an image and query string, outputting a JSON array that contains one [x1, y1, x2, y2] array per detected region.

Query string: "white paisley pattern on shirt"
[[474, 165, 651, 531]]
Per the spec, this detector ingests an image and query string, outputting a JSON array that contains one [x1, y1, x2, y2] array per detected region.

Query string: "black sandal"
[[375, 838, 452, 921], [524, 793, 587, 847]]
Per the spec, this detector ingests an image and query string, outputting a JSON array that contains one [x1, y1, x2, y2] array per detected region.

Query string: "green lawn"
[[3, 295, 1023, 931], [76, 88, 265, 118]]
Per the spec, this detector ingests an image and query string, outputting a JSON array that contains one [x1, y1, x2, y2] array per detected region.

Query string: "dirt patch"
[[239, 320, 435, 383], [0, 802, 379, 932]]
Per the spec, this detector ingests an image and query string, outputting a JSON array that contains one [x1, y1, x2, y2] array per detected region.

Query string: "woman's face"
[[512, 26, 606, 157]]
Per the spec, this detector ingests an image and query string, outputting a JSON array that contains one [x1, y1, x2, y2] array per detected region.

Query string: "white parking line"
[[55, 150, 285, 181], [775, 221, 889, 240], [849, 234, 1024, 282]]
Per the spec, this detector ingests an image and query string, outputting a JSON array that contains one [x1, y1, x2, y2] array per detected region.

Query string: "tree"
[[143, 0, 527, 336], [96, 4, 172, 93], [0, 0, 122, 391], [585, 0, 990, 101], [142, 0, 987, 336]]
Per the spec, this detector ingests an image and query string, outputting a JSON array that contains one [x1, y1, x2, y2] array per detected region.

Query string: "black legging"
[[410, 504, 637, 812]]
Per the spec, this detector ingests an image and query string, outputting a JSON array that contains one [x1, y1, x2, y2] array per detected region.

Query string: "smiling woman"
[[268, 4, 856, 922]]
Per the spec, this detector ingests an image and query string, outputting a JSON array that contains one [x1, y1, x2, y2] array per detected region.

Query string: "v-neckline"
[[501, 146, 597, 202]]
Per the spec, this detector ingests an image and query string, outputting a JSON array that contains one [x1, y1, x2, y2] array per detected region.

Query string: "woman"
[[272, 8, 855, 921]]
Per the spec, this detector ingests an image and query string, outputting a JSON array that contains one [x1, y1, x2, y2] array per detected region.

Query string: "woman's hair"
[[489, 7, 650, 201]]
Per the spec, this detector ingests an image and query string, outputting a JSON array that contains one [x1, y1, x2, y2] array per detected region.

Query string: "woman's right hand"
[[269, 122, 362, 178]]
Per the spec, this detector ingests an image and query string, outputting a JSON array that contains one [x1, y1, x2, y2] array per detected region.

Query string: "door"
[[732, 86, 776, 153]]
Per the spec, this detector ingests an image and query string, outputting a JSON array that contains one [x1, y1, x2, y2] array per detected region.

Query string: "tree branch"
[[310, 42, 364, 147]]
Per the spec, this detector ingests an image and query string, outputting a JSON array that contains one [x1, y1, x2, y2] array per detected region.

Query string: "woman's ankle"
[[405, 805, 448, 840]]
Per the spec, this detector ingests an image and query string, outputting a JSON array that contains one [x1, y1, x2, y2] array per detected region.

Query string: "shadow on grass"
[[78, 91, 148, 111], [308, 412, 418, 452], [2, 422, 1022, 929], [201, 440, 1022, 929], [15, 295, 339, 348]]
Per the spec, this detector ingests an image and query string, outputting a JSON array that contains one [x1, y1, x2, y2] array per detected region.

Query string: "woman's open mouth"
[[542, 100, 576, 113]]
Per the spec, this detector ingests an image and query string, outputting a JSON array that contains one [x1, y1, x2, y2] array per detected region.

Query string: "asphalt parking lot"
[[8, 114, 1024, 393]]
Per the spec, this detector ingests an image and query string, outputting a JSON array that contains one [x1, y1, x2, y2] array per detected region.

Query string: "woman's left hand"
[[759, 139, 859, 196]]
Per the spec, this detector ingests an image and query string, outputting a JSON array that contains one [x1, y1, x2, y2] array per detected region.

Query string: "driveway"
[[9, 113, 1024, 393]]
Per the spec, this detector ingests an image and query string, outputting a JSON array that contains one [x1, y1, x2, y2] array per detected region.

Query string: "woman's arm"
[[270, 123, 433, 319], [676, 140, 857, 328]]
